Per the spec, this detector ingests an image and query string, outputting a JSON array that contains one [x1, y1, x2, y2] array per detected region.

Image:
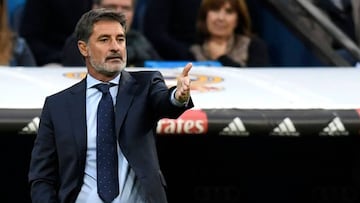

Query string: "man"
[[62, 0, 161, 67], [28, 8, 193, 203]]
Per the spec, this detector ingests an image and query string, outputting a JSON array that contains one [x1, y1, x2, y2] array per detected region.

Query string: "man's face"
[[95, 0, 134, 29], [80, 20, 127, 79]]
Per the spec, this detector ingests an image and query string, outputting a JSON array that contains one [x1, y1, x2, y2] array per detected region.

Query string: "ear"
[[78, 40, 88, 57]]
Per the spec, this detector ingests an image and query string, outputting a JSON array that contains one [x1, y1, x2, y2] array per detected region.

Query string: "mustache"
[[105, 53, 123, 60]]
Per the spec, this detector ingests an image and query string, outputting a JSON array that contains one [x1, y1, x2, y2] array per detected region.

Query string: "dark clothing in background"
[[19, 0, 92, 66], [10, 36, 36, 66], [190, 36, 270, 67], [314, 0, 355, 46], [61, 33, 85, 67], [126, 31, 162, 67], [143, 0, 202, 60], [62, 30, 161, 67], [219, 37, 270, 67]]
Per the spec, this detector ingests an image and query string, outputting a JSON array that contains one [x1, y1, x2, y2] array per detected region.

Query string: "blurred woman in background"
[[190, 0, 269, 67], [0, 0, 35, 66]]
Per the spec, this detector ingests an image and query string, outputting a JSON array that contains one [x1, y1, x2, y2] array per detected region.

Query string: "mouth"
[[106, 56, 122, 62], [213, 24, 227, 29]]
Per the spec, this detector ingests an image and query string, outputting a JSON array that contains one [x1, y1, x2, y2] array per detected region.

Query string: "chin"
[[99, 69, 120, 77], [106, 62, 126, 71]]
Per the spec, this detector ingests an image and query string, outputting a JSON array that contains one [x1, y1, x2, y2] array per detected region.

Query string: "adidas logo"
[[20, 117, 40, 134], [219, 117, 249, 136], [270, 117, 300, 137], [319, 117, 349, 136]]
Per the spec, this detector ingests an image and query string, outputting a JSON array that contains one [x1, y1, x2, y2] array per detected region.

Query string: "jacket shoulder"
[[46, 79, 85, 101], [128, 70, 163, 81]]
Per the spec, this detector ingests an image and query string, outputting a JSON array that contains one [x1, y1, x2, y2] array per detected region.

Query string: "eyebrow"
[[102, 4, 132, 9], [97, 33, 125, 38]]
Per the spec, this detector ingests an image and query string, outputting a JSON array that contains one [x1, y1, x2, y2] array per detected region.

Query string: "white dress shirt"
[[75, 73, 144, 203]]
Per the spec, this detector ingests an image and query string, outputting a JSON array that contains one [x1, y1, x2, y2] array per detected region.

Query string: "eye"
[[210, 8, 220, 12], [99, 38, 109, 42], [122, 6, 132, 12], [117, 37, 125, 42], [225, 8, 235, 14]]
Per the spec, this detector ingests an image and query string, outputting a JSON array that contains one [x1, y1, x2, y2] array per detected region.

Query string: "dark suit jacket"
[[29, 70, 193, 203]]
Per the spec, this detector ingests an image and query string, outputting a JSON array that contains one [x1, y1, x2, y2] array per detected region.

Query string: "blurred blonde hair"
[[0, 0, 13, 65]]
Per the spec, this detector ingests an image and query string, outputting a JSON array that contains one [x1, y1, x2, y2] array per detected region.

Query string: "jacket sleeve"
[[149, 71, 194, 119], [28, 97, 59, 203]]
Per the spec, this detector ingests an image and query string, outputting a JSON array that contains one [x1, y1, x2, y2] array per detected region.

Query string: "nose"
[[115, 7, 123, 13], [109, 40, 121, 52], [217, 10, 226, 20]]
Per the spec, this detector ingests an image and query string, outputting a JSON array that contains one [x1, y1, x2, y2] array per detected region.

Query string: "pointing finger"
[[181, 62, 192, 77]]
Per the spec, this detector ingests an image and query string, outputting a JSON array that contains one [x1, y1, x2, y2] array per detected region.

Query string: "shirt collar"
[[86, 73, 121, 89]]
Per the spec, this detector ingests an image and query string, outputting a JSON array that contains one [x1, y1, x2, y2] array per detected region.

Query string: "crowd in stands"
[[19, 0, 92, 66], [0, 0, 35, 66], [62, 0, 161, 67], [143, 0, 202, 61], [314, 0, 360, 65], [189, 0, 269, 67], [4, 0, 360, 67]]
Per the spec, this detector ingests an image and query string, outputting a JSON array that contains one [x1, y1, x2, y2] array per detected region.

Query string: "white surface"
[[1, 66, 360, 109]]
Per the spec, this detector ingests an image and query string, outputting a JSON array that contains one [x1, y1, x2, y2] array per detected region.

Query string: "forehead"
[[101, 0, 133, 6], [207, 0, 235, 9], [222, 2, 232, 8], [92, 20, 125, 36]]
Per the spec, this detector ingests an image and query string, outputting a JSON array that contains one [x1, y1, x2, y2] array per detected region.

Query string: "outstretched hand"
[[175, 62, 192, 103]]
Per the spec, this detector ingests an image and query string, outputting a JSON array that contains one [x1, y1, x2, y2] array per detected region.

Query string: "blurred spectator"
[[143, 0, 202, 60], [0, 0, 35, 66], [131, 0, 147, 32], [6, 0, 25, 31], [190, 0, 269, 67], [353, 0, 360, 46], [314, 0, 360, 65], [62, 0, 160, 67], [19, 0, 92, 66], [314, 0, 355, 46]]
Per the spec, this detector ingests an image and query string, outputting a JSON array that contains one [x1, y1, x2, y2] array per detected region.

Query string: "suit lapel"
[[69, 79, 87, 164], [115, 71, 139, 136]]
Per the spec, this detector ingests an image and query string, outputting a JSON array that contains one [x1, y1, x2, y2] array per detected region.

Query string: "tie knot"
[[94, 83, 115, 94]]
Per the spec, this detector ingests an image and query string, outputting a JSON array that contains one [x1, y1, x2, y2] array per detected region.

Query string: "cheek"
[[231, 16, 238, 27], [206, 13, 215, 24], [229, 16, 238, 29], [88, 48, 105, 62], [206, 16, 214, 29], [122, 47, 127, 60], [126, 13, 134, 24]]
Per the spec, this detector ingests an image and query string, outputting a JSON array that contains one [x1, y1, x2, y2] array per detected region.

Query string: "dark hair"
[[0, 0, 14, 64], [196, 0, 252, 43], [74, 8, 127, 43]]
